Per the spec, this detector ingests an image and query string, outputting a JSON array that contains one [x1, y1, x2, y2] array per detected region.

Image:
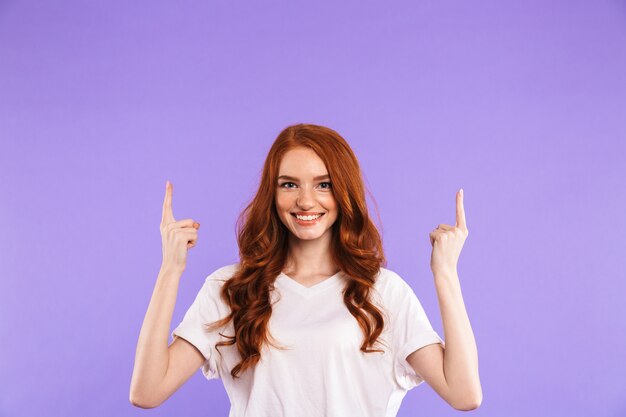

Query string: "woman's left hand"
[[429, 189, 469, 277]]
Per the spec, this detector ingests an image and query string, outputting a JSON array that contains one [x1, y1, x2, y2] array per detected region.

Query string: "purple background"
[[1, 1, 625, 416]]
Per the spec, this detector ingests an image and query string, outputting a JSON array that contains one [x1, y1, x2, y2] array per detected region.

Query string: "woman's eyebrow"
[[277, 174, 330, 181]]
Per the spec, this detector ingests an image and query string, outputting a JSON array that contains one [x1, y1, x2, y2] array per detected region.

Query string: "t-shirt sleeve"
[[170, 267, 231, 381], [388, 272, 445, 390]]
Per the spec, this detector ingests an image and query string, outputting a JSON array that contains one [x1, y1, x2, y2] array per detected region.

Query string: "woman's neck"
[[284, 232, 338, 277]]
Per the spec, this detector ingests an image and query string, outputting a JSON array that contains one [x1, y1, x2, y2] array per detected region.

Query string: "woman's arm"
[[130, 180, 204, 408], [129, 265, 184, 407], [408, 189, 481, 410], [435, 271, 481, 408], [406, 271, 481, 410]]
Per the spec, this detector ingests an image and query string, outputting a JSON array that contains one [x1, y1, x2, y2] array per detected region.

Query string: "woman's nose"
[[296, 187, 315, 208]]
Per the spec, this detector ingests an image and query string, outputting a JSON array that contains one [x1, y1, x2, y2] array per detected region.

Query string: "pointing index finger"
[[162, 180, 176, 224], [456, 188, 466, 229]]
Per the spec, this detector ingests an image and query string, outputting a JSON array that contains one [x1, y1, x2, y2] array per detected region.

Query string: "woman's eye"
[[278, 182, 331, 189]]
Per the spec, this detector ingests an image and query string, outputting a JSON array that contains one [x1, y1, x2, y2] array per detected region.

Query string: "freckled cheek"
[[275, 196, 295, 218], [319, 195, 337, 211]]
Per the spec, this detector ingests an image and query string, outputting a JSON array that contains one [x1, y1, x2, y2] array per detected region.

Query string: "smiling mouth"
[[291, 213, 325, 221]]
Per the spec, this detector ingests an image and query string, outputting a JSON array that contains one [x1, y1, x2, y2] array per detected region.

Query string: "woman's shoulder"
[[374, 266, 414, 296], [205, 262, 241, 284]]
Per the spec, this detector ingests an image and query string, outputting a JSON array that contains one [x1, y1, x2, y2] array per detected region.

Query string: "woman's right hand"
[[160, 180, 200, 271]]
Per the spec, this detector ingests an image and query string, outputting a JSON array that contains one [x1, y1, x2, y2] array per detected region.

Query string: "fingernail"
[[460, 188, 464, 196]]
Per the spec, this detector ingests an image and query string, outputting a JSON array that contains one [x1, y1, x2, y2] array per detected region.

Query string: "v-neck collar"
[[276, 270, 344, 299]]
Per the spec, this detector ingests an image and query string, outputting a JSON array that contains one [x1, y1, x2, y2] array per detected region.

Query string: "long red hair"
[[205, 123, 388, 378]]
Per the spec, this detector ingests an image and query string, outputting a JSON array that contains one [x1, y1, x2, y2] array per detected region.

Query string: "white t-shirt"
[[171, 263, 445, 417]]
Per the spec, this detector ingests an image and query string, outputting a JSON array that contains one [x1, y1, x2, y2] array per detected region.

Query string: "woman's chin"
[[288, 227, 324, 240]]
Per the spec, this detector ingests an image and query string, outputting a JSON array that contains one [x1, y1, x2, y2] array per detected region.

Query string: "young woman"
[[130, 123, 482, 416]]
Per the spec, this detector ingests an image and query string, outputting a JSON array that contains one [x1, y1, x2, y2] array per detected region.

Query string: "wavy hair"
[[204, 123, 388, 379]]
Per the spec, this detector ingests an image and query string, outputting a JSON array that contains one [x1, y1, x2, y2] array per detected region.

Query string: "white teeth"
[[295, 214, 322, 221]]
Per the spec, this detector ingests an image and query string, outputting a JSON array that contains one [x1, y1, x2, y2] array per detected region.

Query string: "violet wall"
[[1, 1, 625, 416]]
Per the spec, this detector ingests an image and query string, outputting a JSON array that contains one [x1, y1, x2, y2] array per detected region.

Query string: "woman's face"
[[275, 147, 338, 242]]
